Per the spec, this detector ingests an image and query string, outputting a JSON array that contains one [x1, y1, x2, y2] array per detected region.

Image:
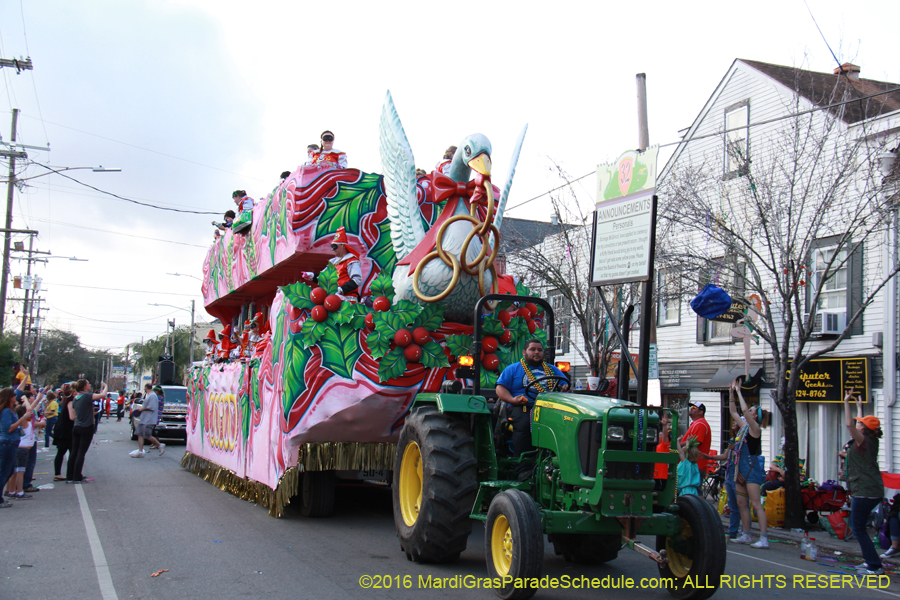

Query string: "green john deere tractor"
[[392, 294, 725, 600]]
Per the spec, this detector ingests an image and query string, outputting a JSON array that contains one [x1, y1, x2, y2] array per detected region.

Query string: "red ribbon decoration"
[[430, 172, 491, 206]]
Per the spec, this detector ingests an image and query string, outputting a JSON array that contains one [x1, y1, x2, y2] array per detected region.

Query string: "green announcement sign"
[[787, 357, 869, 403]]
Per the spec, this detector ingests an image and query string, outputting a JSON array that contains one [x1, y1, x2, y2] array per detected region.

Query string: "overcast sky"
[[0, 0, 897, 355]]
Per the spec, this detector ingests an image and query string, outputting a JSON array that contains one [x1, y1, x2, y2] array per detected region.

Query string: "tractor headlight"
[[607, 426, 625, 442], [645, 428, 658, 444]]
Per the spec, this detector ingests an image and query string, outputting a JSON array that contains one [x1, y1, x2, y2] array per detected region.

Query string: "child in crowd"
[[8, 399, 35, 500], [676, 434, 702, 497]]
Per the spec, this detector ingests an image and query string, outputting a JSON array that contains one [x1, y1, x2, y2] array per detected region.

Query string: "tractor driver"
[[496, 338, 569, 480]]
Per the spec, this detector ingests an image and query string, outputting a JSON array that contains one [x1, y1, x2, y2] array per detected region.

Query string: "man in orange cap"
[[217, 325, 233, 361], [329, 226, 362, 298]]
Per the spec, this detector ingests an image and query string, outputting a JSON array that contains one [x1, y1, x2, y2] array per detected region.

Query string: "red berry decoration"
[[483, 353, 499, 371], [311, 305, 328, 323], [394, 329, 412, 348], [500, 329, 512, 344], [526, 302, 538, 316], [404, 344, 422, 362], [527, 319, 536, 333], [323, 294, 343, 312], [412, 326, 431, 346], [517, 307, 532, 319], [364, 313, 375, 330], [288, 305, 302, 321], [483, 336, 498, 353], [373, 296, 391, 312], [498, 310, 511, 327], [310, 287, 327, 305]]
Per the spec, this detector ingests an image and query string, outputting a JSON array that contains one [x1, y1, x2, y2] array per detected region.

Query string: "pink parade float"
[[182, 92, 536, 516]]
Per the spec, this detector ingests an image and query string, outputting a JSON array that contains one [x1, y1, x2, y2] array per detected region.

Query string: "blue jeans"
[[725, 477, 741, 537], [0, 440, 18, 493], [44, 416, 57, 447], [851, 496, 883, 568]]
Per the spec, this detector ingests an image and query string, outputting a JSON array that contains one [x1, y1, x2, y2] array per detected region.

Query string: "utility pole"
[[189, 299, 195, 366], [29, 304, 43, 376], [0, 108, 23, 333], [635, 73, 654, 408], [19, 235, 34, 358]]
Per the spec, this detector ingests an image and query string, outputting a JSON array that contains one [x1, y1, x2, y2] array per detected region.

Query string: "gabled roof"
[[499, 217, 574, 253], [740, 59, 900, 124]]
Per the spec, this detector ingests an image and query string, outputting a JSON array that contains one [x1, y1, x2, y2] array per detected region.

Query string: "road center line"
[[75, 484, 119, 600], [729, 550, 900, 598]]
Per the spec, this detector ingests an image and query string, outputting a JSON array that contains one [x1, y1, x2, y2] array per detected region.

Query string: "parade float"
[[182, 92, 538, 516]]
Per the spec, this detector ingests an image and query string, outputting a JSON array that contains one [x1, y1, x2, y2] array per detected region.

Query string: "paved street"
[[4, 419, 899, 600]]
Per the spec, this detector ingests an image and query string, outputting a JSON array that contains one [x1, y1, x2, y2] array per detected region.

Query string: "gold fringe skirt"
[[180, 442, 396, 518]]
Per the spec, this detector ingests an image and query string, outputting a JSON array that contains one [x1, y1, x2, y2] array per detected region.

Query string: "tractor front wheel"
[[392, 405, 477, 563], [485, 490, 544, 600], [656, 493, 726, 600]]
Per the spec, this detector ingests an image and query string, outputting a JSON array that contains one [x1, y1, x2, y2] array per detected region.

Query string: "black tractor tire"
[[548, 533, 620, 564], [485, 490, 544, 600], [300, 470, 336, 518], [656, 493, 727, 600], [392, 405, 477, 563]]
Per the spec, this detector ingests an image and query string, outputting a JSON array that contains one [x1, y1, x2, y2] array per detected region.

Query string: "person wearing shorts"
[[728, 379, 770, 548], [130, 384, 164, 458]]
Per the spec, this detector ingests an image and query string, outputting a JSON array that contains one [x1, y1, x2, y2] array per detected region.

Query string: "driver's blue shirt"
[[496, 361, 567, 406]]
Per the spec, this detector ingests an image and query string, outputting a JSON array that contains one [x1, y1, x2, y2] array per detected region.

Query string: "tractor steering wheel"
[[524, 375, 570, 400]]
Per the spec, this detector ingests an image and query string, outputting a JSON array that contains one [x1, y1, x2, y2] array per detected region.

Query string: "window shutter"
[[848, 242, 864, 336]]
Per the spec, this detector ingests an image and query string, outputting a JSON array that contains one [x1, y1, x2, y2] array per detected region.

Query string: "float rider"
[[495, 338, 569, 480], [329, 226, 362, 299], [310, 130, 348, 170]]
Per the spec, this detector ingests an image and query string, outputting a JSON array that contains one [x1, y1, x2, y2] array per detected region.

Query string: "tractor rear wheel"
[[656, 493, 726, 600], [392, 405, 477, 563], [299, 470, 336, 518], [485, 490, 544, 600], [548, 533, 620, 564]]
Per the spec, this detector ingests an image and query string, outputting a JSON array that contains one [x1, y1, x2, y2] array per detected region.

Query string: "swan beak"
[[467, 153, 492, 176]]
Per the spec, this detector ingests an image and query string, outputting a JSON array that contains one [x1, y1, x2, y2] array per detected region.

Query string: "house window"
[[812, 246, 848, 311], [657, 268, 680, 326], [724, 101, 749, 176], [696, 261, 743, 344], [550, 293, 570, 354]]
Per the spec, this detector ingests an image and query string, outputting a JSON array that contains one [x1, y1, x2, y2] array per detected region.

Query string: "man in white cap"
[[681, 401, 712, 476]]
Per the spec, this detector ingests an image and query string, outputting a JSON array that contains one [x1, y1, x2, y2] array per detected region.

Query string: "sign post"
[[590, 147, 659, 406]]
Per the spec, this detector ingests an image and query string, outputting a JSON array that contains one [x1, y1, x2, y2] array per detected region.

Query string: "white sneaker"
[[158, 444, 166, 457], [730, 534, 752, 544], [881, 547, 900, 559], [130, 450, 145, 458], [750, 538, 769, 549]]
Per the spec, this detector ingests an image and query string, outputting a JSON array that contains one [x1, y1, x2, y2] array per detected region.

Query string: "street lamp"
[[148, 301, 196, 366]]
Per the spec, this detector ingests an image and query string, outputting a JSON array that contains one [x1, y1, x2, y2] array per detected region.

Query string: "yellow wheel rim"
[[666, 518, 693, 578], [399, 441, 423, 527], [491, 515, 513, 576]]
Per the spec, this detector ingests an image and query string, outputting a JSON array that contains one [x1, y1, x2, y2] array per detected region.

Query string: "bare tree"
[[658, 79, 900, 527]]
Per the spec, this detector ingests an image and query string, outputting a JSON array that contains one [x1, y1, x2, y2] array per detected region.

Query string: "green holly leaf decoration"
[[414, 303, 445, 330], [509, 316, 531, 342], [480, 368, 498, 389], [445, 334, 473, 357], [319, 325, 363, 379], [318, 263, 339, 295], [495, 345, 511, 367], [370, 271, 395, 301], [347, 304, 370, 330], [373, 310, 404, 335], [392, 299, 422, 326], [273, 304, 286, 366], [367, 219, 397, 275], [515, 281, 532, 297], [333, 301, 356, 326], [420, 340, 449, 369], [314, 172, 383, 239], [300, 318, 327, 348], [378, 347, 407, 382], [533, 327, 548, 348], [281, 282, 315, 311], [282, 338, 312, 418], [496, 295, 515, 312], [482, 314, 505, 337], [366, 329, 391, 359]]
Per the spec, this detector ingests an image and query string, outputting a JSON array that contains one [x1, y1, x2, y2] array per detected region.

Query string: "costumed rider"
[[203, 329, 218, 365], [495, 338, 569, 480], [329, 226, 362, 299], [309, 130, 348, 170], [232, 190, 254, 233]]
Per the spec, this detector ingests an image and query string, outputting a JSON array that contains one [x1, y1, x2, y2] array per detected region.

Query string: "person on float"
[[310, 131, 347, 170], [231, 190, 254, 233], [495, 338, 569, 480], [843, 387, 885, 575], [435, 145, 456, 174], [217, 325, 233, 362], [203, 329, 218, 365], [681, 399, 712, 477], [304, 144, 320, 166], [329, 227, 362, 299], [247, 319, 261, 353]]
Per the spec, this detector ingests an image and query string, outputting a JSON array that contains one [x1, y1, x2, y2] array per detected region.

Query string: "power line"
[[26, 216, 208, 249], [49, 302, 182, 324], [43, 282, 201, 297], [27, 161, 221, 215]]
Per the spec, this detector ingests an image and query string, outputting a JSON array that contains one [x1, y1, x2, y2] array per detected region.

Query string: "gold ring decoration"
[[412, 179, 500, 303]]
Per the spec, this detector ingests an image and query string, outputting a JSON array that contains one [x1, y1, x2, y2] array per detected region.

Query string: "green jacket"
[[846, 435, 883, 498]]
